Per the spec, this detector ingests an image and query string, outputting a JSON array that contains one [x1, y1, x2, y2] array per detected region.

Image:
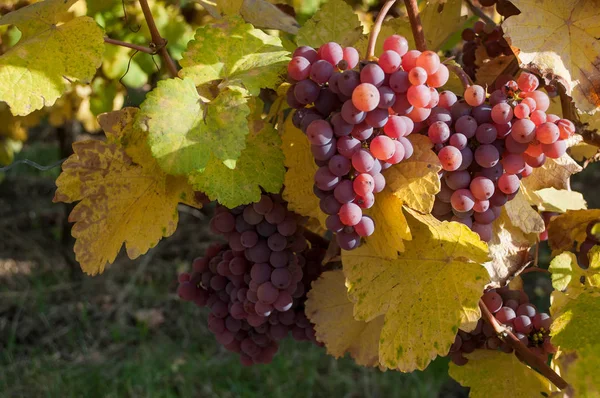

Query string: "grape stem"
[[404, 0, 427, 52], [478, 299, 568, 390], [558, 83, 600, 148], [300, 226, 330, 249], [366, 0, 397, 59], [104, 37, 156, 54], [138, 0, 179, 78], [464, 0, 496, 26], [444, 61, 473, 89]]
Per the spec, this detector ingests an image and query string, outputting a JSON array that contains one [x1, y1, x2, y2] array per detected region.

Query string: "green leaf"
[[138, 78, 250, 176], [180, 16, 289, 95], [551, 288, 600, 352], [188, 123, 285, 208], [0, 0, 104, 116], [549, 247, 600, 292], [295, 0, 363, 48]]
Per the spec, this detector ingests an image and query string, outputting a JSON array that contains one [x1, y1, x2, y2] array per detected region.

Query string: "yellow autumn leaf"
[[533, 188, 587, 213], [504, 189, 545, 234], [549, 247, 600, 292], [548, 209, 600, 253], [487, 209, 536, 288], [342, 208, 489, 371], [475, 54, 519, 88], [305, 270, 384, 367], [569, 142, 599, 161], [281, 115, 327, 229], [53, 108, 201, 275], [502, 0, 600, 112], [448, 350, 552, 398], [521, 155, 582, 197], [384, 134, 441, 214]]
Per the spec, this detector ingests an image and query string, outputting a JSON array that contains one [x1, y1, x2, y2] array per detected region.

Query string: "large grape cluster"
[[177, 194, 324, 365], [286, 35, 450, 250], [428, 73, 576, 241], [450, 288, 555, 365]]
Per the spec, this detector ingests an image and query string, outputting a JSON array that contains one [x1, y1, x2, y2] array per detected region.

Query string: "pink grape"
[[470, 176, 495, 200], [452, 216, 473, 228], [496, 307, 517, 325], [514, 103, 530, 119], [365, 108, 389, 128], [455, 115, 478, 138], [514, 315, 533, 334], [473, 200, 489, 213], [386, 140, 406, 164], [370, 135, 396, 160], [523, 153, 546, 168], [360, 63, 385, 86], [319, 42, 343, 65], [407, 85, 431, 108], [334, 180, 356, 203], [342, 47, 359, 69], [354, 216, 375, 237], [482, 291, 503, 313], [451, 189, 476, 212], [427, 64, 449, 88], [525, 142, 543, 157], [337, 136, 361, 157], [505, 134, 528, 154], [383, 115, 406, 138], [306, 120, 333, 145], [401, 50, 421, 71], [542, 140, 567, 158], [293, 46, 318, 63], [428, 121, 451, 143], [491, 102, 513, 124], [511, 119, 536, 143], [353, 173, 375, 196], [288, 56, 311, 81], [438, 91, 458, 109], [372, 173, 386, 193], [521, 97, 537, 112], [449, 133, 468, 149], [339, 203, 362, 226], [516, 303, 537, 318], [547, 113, 560, 123], [427, 88, 440, 108], [517, 72, 539, 92], [502, 154, 526, 174], [530, 110, 547, 125], [407, 106, 431, 122], [445, 170, 471, 190], [522, 91, 550, 112], [389, 71, 410, 93], [438, 146, 463, 171], [536, 122, 560, 144], [352, 149, 375, 173], [557, 119, 575, 139], [416, 50, 440, 74], [498, 174, 520, 194], [392, 94, 413, 115], [532, 313, 552, 330], [356, 192, 375, 209], [383, 34, 409, 56], [408, 67, 428, 85], [377, 86, 396, 109], [352, 83, 380, 112], [474, 144, 500, 168], [351, 122, 373, 140], [310, 60, 333, 84], [378, 50, 402, 73], [464, 85, 486, 107]]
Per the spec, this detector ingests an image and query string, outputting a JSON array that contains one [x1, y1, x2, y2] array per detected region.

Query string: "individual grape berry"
[[464, 85, 486, 107], [383, 34, 409, 56], [370, 135, 396, 160], [438, 146, 463, 171], [352, 83, 380, 112], [378, 50, 402, 73], [416, 50, 440, 75], [339, 203, 362, 226]]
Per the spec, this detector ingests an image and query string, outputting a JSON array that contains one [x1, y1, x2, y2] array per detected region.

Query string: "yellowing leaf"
[[281, 116, 327, 228], [504, 189, 545, 234], [548, 209, 600, 253], [556, 345, 600, 397], [305, 270, 384, 367], [448, 350, 551, 398], [180, 16, 289, 95], [0, 0, 104, 116], [239, 0, 300, 35], [384, 134, 441, 214], [475, 55, 518, 88], [362, 189, 411, 258], [533, 188, 587, 213], [551, 287, 600, 352], [296, 0, 363, 48], [521, 155, 582, 195], [342, 209, 489, 371], [188, 124, 285, 208], [502, 0, 600, 112], [487, 209, 535, 287], [569, 142, 599, 161], [549, 248, 600, 292], [53, 109, 200, 275], [137, 79, 250, 176]]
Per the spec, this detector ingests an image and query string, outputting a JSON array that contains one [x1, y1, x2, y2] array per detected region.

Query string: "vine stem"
[[104, 37, 155, 54], [445, 62, 472, 89], [478, 300, 568, 390], [464, 0, 496, 26], [366, 0, 397, 59], [138, 0, 179, 78], [404, 0, 427, 52]]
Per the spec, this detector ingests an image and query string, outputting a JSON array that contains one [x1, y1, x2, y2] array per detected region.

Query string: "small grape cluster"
[[477, 0, 520, 18], [177, 194, 324, 365], [461, 21, 513, 80], [286, 36, 450, 250], [450, 288, 555, 366], [576, 220, 600, 269], [429, 73, 576, 241]]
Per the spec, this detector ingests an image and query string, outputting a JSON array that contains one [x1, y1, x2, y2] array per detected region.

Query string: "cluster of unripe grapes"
[[450, 287, 554, 365], [461, 21, 513, 80], [286, 35, 449, 250], [177, 195, 324, 365], [429, 72, 575, 241]]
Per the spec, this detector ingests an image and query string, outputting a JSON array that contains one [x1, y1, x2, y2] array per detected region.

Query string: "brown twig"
[[138, 0, 179, 77], [366, 0, 397, 59], [445, 62, 472, 89], [104, 37, 156, 54], [465, 0, 496, 26], [403, 0, 427, 51], [478, 300, 568, 390]]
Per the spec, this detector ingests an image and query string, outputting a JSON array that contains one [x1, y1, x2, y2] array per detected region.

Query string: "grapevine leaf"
[[551, 288, 600, 352], [549, 247, 600, 292], [0, 0, 104, 116], [354, 0, 466, 54], [305, 270, 384, 367], [569, 142, 599, 161], [188, 124, 285, 208], [137, 78, 250, 176], [487, 209, 536, 288], [53, 109, 201, 275], [281, 116, 327, 228], [475, 55, 519, 88], [555, 346, 600, 397], [532, 188, 587, 213], [521, 155, 582, 195], [295, 0, 363, 48], [448, 350, 551, 398], [239, 0, 300, 35], [502, 0, 600, 112], [548, 209, 600, 252], [180, 16, 289, 95], [504, 189, 545, 234], [362, 189, 411, 258], [384, 134, 441, 214], [342, 209, 489, 371]]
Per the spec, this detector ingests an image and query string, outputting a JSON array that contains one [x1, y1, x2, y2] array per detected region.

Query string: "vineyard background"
[[0, 0, 599, 396]]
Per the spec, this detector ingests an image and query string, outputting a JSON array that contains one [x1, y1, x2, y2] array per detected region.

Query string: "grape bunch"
[[450, 287, 555, 366], [477, 0, 520, 18], [177, 194, 325, 365], [461, 21, 513, 80], [286, 35, 450, 250], [429, 73, 576, 241]]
